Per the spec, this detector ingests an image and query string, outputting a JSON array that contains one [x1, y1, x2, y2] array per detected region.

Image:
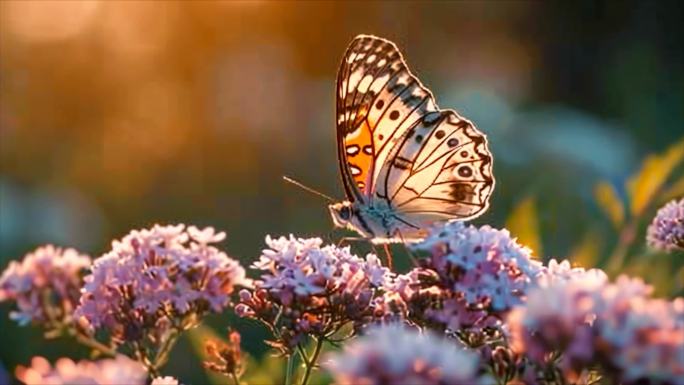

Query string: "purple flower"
[[238, 235, 393, 352], [15, 355, 147, 385], [75, 224, 249, 339], [593, 279, 684, 384], [0, 245, 91, 326], [391, 222, 542, 334], [508, 266, 609, 368], [647, 198, 684, 252], [324, 324, 492, 385], [509, 266, 684, 384]]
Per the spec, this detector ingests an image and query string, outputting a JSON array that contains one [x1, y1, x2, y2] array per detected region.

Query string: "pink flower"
[[151, 376, 181, 385], [390, 222, 542, 334], [324, 324, 492, 385], [647, 198, 684, 252], [0, 245, 91, 326], [509, 267, 684, 384], [238, 235, 393, 352], [15, 355, 147, 385], [594, 279, 684, 384], [508, 266, 608, 367], [75, 224, 249, 340]]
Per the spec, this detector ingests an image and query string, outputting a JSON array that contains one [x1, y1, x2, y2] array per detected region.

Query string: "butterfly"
[[328, 35, 495, 244]]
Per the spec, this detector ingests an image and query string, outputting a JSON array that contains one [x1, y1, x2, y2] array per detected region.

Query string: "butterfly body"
[[329, 200, 426, 244], [330, 35, 495, 243]]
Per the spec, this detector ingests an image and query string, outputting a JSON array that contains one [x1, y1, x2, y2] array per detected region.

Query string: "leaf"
[[505, 196, 542, 257], [569, 231, 603, 269], [627, 138, 684, 216], [593, 181, 625, 229]]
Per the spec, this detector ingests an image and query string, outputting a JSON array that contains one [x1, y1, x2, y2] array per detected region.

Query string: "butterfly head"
[[328, 201, 354, 229]]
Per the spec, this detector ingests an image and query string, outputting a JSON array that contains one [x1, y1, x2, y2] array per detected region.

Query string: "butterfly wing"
[[336, 35, 438, 201], [384, 110, 495, 224], [336, 35, 494, 231]]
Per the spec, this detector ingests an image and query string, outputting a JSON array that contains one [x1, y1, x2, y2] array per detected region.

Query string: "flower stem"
[[300, 337, 324, 385], [152, 330, 180, 373], [285, 353, 296, 385], [73, 331, 118, 357]]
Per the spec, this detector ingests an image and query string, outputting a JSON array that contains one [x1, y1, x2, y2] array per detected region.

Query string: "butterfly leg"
[[382, 243, 394, 271], [336, 236, 367, 248]]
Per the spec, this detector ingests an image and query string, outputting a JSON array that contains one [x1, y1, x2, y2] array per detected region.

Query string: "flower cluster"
[[324, 324, 492, 385], [386, 222, 542, 337], [74, 224, 249, 345], [15, 355, 148, 385], [509, 267, 684, 384], [0, 245, 91, 327], [593, 281, 684, 384], [647, 198, 684, 252], [236, 235, 392, 353], [203, 329, 245, 382], [508, 264, 609, 373]]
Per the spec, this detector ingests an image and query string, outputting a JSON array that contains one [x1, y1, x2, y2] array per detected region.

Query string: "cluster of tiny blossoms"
[[385, 222, 542, 338], [0, 245, 91, 327], [15, 355, 148, 385], [75, 224, 249, 344], [324, 324, 492, 385], [647, 198, 684, 252], [236, 235, 392, 352], [509, 263, 684, 384]]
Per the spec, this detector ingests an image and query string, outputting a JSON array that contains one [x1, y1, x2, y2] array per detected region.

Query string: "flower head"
[[509, 267, 684, 384], [203, 329, 245, 380], [75, 224, 249, 341], [393, 222, 542, 334], [593, 281, 684, 384], [0, 245, 91, 326], [15, 355, 147, 385], [647, 198, 684, 252], [324, 324, 491, 385], [237, 235, 393, 352], [508, 266, 609, 367]]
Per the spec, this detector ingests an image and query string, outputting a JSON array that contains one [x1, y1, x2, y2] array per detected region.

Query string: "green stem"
[[230, 369, 240, 385], [152, 330, 180, 372], [300, 337, 324, 385], [285, 353, 296, 385]]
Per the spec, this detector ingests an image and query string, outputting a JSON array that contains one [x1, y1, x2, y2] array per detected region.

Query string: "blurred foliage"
[[505, 196, 542, 258], [593, 181, 624, 229], [626, 139, 684, 216], [568, 231, 603, 269], [1, 0, 683, 383]]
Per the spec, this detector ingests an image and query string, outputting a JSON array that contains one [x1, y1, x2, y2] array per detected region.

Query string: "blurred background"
[[1, 0, 682, 383]]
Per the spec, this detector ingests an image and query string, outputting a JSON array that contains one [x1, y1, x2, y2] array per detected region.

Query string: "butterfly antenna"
[[282, 176, 335, 202]]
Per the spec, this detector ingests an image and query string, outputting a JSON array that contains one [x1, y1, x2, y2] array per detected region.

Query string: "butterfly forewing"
[[337, 35, 437, 199], [336, 34, 495, 232]]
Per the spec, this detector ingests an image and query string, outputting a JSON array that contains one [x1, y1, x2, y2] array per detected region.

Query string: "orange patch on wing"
[[345, 118, 374, 192]]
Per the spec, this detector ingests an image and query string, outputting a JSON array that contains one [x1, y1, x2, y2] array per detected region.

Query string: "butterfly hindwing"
[[391, 111, 494, 222]]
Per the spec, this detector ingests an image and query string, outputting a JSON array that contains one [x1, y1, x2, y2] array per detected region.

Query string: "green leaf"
[[505, 196, 542, 257], [593, 181, 625, 229], [627, 138, 684, 216]]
